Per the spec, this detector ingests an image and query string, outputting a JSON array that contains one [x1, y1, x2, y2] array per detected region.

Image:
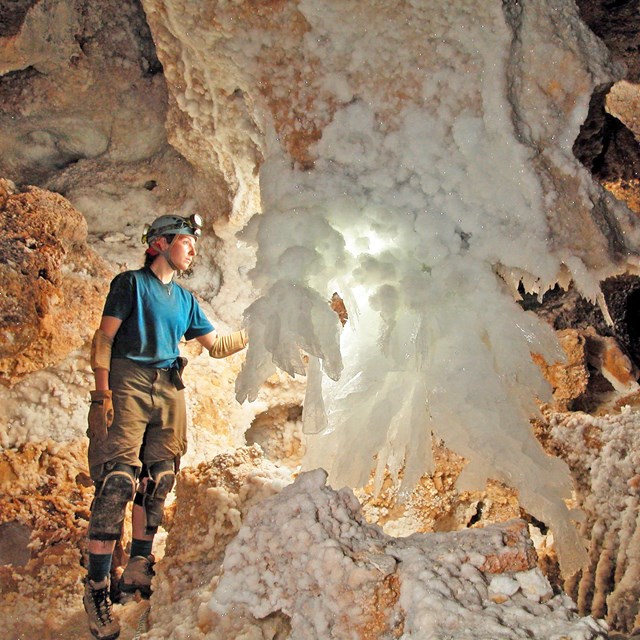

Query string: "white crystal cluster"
[[145, 446, 293, 640], [224, 0, 634, 575], [209, 469, 608, 639]]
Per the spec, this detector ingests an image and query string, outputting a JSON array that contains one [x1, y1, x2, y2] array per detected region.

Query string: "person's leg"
[[127, 438, 157, 557], [123, 471, 156, 597], [87, 540, 116, 582], [84, 464, 137, 640], [120, 367, 186, 598], [84, 360, 152, 638], [120, 460, 177, 597], [130, 497, 155, 558], [88, 360, 154, 559], [133, 366, 186, 543]]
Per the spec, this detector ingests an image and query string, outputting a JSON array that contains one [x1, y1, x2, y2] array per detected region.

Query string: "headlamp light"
[[188, 213, 203, 237]]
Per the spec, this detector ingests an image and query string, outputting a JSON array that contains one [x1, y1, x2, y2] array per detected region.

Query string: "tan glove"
[[209, 330, 248, 358], [88, 390, 114, 441]]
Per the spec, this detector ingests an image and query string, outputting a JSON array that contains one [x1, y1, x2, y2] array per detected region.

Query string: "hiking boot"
[[83, 577, 120, 640], [118, 555, 155, 599]]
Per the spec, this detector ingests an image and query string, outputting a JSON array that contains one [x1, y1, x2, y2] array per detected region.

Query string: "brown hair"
[[143, 234, 175, 268]]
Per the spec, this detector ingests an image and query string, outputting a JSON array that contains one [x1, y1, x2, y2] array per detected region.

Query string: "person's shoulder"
[[127, 267, 152, 280], [132, 266, 153, 278], [110, 267, 146, 286]]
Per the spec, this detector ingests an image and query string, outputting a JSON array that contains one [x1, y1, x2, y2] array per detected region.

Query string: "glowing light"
[[343, 229, 390, 257]]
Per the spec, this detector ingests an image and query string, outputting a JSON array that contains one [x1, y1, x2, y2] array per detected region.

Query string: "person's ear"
[[152, 237, 169, 252]]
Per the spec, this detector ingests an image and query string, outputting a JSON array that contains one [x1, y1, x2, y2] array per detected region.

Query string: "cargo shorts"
[[88, 358, 187, 482]]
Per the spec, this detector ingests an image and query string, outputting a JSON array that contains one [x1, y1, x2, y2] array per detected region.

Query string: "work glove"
[[88, 390, 114, 442], [209, 330, 248, 358]]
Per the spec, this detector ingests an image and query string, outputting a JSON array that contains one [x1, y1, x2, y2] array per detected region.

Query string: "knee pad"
[[88, 466, 136, 541], [138, 460, 176, 535]]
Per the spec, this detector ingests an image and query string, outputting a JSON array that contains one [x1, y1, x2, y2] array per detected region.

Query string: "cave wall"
[[1, 0, 640, 637]]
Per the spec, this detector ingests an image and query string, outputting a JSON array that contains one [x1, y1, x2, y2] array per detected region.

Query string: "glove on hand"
[[209, 330, 248, 358], [88, 390, 114, 441]]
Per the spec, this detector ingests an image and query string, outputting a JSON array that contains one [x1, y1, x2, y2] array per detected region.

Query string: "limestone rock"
[[0, 439, 94, 640], [0, 179, 111, 386], [534, 326, 639, 412], [550, 408, 640, 634], [533, 329, 591, 411]]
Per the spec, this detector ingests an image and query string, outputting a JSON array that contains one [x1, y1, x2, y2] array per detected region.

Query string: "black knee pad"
[[141, 460, 176, 534], [88, 465, 136, 540]]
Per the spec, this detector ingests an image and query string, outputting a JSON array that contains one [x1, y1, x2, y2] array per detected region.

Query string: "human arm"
[[88, 316, 122, 440], [91, 315, 122, 390], [197, 329, 248, 358]]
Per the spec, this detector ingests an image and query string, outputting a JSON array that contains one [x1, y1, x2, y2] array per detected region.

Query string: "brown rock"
[[532, 329, 590, 411], [0, 179, 111, 385], [534, 327, 639, 411], [479, 519, 539, 574], [0, 439, 93, 606], [583, 327, 640, 394]]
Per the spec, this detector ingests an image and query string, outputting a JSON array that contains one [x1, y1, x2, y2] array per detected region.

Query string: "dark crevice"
[[574, 88, 640, 185], [134, 0, 164, 76], [143, 57, 164, 76], [575, 0, 640, 82], [603, 274, 640, 368], [573, 86, 612, 175], [603, 0, 635, 8], [521, 512, 549, 535], [522, 275, 640, 373], [74, 33, 92, 54], [0, 65, 42, 86], [0, 0, 38, 38], [466, 501, 484, 527]]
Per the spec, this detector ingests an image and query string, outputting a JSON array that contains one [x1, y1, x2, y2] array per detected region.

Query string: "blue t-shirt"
[[103, 267, 214, 368]]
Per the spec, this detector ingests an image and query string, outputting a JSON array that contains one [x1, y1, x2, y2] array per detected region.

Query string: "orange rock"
[[0, 180, 111, 385], [532, 329, 589, 410]]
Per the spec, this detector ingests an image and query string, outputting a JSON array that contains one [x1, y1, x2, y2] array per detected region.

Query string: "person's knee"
[[88, 464, 137, 541], [134, 460, 176, 535]]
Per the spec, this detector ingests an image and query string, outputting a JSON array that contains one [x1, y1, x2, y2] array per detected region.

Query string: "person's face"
[[166, 234, 197, 271]]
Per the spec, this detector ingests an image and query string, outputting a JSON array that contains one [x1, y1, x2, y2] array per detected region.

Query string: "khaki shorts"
[[88, 358, 187, 481]]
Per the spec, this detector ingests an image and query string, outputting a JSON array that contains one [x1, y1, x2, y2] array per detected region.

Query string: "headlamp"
[[141, 223, 151, 245], [141, 214, 204, 245], [188, 213, 203, 236]]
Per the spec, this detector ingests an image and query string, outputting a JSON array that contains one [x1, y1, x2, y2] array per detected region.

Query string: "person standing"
[[83, 214, 247, 640]]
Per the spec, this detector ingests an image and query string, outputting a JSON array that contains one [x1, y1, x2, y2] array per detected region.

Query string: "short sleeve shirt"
[[103, 267, 214, 368]]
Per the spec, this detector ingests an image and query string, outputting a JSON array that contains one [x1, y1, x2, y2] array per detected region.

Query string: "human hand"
[[88, 390, 114, 441]]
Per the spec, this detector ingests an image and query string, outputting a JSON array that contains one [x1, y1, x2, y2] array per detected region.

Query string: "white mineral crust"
[[209, 469, 608, 639]]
